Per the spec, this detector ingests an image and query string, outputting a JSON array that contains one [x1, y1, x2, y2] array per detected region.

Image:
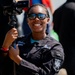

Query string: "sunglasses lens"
[[28, 14, 36, 20], [28, 13, 47, 20], [38, 13, 46, 20]]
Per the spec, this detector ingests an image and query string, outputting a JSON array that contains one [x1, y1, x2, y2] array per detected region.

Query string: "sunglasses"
[[27, 13, 48, 20]]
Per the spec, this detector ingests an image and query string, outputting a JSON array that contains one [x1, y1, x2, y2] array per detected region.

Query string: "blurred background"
[[52, 0, 66, 10]]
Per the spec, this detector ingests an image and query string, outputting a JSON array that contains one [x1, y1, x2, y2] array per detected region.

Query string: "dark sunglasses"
[[27, 13, 48, 20]]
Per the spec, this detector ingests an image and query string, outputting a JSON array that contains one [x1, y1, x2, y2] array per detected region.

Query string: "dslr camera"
[[1, 0, 29, 14], [0, 0, 29, 27]]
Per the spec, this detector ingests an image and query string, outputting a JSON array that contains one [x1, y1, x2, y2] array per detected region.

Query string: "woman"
[[0, 4, 64, 75], [22, 0, 54, 36]]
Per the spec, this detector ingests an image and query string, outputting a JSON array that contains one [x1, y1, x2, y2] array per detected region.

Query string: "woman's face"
[[27, 6, 50, 33]]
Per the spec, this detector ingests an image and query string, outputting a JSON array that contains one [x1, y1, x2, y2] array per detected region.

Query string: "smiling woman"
[[0, 4, 64, 75], [26, 4, 50, 36]]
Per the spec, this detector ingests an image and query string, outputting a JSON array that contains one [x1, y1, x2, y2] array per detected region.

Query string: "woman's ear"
[[47, 18, 50, 23]]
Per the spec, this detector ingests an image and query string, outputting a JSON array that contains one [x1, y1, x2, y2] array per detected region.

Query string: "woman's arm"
[[0, 28, 18, 57], [9, 43, 64, 75]]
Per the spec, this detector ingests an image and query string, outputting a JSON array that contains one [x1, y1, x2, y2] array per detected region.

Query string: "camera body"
[[1, 0, 29, 28], [0, 0, 29, 8], [2, 0, 30, 15]]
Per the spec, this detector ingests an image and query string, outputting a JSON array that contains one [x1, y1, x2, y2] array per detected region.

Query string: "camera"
[[2, 0, 30, 15], [1, 0, 29, 28]]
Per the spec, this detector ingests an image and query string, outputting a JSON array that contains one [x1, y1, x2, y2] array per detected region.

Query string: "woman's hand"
[[2, 28, 18, 49], [9, 45, 22, 65]]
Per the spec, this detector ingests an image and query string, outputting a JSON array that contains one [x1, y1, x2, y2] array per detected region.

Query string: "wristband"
[[1, 47, 9, 51]]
